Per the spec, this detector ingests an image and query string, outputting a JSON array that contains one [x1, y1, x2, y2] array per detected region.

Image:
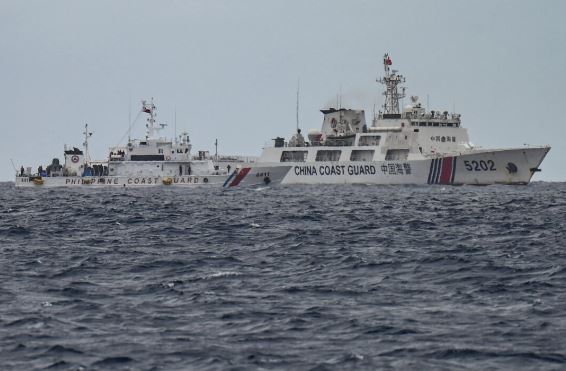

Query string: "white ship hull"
[[15, 166, 290, 188], [269, 147, 549, 185]]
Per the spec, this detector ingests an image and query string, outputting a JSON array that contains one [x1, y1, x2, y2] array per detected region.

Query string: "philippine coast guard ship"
[[15, 99, 288, 188], [257, 54, 550, 185]]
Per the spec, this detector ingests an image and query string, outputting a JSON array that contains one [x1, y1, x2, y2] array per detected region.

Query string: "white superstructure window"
[[385, 149, 409, 160], [280, 151, 308, 162], [315, 150, 341, 162], [350, 150, 375, 161], [358, 135, 381, 146]]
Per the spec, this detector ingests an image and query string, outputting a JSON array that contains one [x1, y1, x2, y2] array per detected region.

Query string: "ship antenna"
[[128, 95, 131, 143], [83, 123, 92, 162], [174, 106, 177, 144], [296, 78, 300, 132], [214, 138, 218, 161], [10, 158, 18, 174], [377, 53, 405, 115], [339, 84, 343, 125]]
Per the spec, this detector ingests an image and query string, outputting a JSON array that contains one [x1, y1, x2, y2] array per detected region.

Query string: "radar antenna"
[[377, 53, 406, 115]]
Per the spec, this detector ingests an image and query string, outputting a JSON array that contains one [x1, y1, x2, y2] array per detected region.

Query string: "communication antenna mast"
[[338, 84, 344, 126], [142, 98, 166, 140], [83, 123, 93, 162], [174, 107, 177, 145], [128, 96, 131, 142], [377, 53, 406, 114], [296, 79, 300, 132], [214, 139, 218, 161]]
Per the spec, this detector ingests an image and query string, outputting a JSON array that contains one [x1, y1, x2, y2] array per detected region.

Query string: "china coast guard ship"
[[257, 54, 550, 185], [15, 99, 289, 188]]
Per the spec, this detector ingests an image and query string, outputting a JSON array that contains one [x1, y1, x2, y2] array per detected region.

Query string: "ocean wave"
[[1, 182, 566, 369]]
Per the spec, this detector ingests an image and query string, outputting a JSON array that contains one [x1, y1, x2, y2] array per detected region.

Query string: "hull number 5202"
[[463, 160, 496, 171]]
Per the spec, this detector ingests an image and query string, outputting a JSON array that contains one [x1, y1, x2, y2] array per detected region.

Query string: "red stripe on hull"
[[439, 157, 453, 184], [229, 167, 251, 187]]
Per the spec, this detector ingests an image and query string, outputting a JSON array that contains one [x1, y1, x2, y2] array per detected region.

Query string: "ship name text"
[[294, 163, 412, 177]]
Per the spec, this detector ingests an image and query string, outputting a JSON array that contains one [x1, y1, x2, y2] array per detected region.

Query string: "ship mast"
[[142, 98, 166, 140], [377, 53, 406, 115], [83, 123, 92, 162]]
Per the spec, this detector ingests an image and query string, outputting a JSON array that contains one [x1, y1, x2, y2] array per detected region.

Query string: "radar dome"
[[308, 129, 323, 143]]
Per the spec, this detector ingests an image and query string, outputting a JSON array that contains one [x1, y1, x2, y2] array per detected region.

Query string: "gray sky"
[[2, 0, 565, 181]]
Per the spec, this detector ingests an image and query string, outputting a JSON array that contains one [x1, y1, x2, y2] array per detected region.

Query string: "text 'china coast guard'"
[[255, 54, 550, 185]]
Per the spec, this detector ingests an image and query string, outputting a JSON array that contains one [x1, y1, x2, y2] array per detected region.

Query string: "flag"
[[143, 107, 151, 113], [385, 58, 392, 65]]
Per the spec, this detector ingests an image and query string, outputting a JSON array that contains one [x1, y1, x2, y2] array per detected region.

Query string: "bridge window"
[[350, 150, 375, 161], [358, 135, 381, 146], [315, 150, 341, 162], [385, 149, 409, 160], [280, 151, 308, 162]]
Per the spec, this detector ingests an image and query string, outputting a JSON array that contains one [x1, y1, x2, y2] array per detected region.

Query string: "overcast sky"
[[1, 0, 565, 181]]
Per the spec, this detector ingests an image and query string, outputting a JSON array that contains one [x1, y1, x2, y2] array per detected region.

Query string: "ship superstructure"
[[15, 99, 289, 188], [257, 54, 550, 185]]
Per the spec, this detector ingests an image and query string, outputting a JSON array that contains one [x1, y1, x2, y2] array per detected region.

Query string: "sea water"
[[1, 182, 565, 370]]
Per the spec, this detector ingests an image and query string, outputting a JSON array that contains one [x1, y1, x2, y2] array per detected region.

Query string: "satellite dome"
[[308, 129, 323, 142]]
